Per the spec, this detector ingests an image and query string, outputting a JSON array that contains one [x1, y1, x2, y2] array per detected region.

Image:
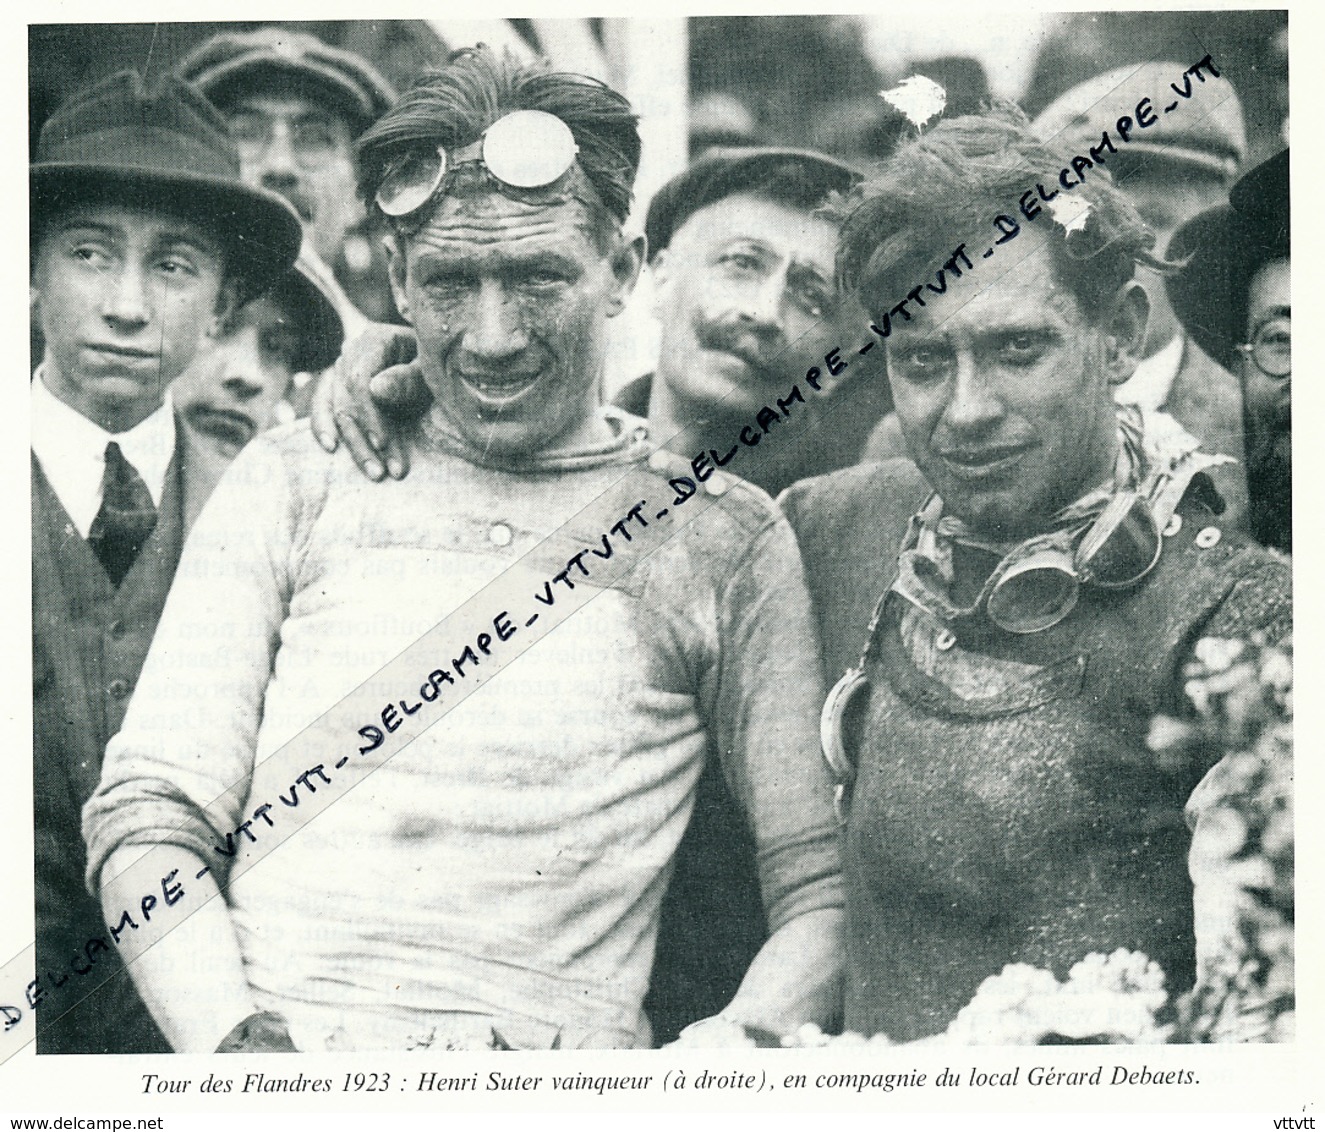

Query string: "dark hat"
[[645, 147, 861, 261], [1166, 149, 1289, 371], [264, 246, 347, 373], [178, 27, 396, 134], [31, 69, 302, 302], [1033, 62, 1246, 182]]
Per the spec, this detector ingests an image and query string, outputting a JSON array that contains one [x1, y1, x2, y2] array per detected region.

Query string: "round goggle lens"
[[482, 110, 579, 188], [376, 147, 447, 217], [374, 111, 580, 218], [1076, 491, 1162, 589], [986, 552, 1080, 635]]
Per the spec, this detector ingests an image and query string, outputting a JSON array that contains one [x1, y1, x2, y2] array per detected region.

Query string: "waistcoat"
[[32, 452, 184, 1053]]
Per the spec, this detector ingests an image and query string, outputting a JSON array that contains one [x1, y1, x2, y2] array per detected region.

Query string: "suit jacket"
[[31, 418, 217, 1054]]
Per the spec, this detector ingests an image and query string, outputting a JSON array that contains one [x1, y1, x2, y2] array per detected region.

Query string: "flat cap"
[[1033, 62, 1245, 181], [645, 147, 860, 261], [178, 27, 396, 133]]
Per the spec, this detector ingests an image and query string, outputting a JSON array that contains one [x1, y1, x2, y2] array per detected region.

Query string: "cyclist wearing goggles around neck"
[[779, 106, 1291, 1045]]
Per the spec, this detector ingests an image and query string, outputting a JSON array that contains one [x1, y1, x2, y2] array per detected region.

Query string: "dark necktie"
[[88, 441, 158, 586]]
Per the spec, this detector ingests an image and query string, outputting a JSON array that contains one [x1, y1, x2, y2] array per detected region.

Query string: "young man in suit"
[[29, 69, 300, 1053]]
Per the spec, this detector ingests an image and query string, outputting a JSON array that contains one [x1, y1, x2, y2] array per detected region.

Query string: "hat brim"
[[1231, 149, 1289, 221], [31, 163, 302, 301], [1166, 203, 1289, 372], [198, 64, 382, 135], [266, 266, 345, 374]]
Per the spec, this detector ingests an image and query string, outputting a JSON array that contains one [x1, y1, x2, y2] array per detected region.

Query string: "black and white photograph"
[[2, 2, 1312, 1123]]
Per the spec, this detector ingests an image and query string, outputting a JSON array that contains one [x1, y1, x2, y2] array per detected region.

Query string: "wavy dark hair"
[[357, 45, 640, 244], [835, 102, 1172, 322]]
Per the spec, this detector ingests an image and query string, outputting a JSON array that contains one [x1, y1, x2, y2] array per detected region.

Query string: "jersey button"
[[107, 678, 131, 700]]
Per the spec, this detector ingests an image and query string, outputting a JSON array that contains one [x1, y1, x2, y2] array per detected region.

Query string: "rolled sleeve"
[[710, 512, 844, 932], [83, 777, 229, 891]]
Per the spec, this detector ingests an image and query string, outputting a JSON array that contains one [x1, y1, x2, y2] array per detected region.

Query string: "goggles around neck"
[[819, 425, 1234, 818], [892, 406, 1178, 637], [374, 110, 581, 219], [818, 491, 1162, 821], [897, 485, 1164, 637]]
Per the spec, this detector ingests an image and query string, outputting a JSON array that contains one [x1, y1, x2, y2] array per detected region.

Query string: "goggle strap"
[[374, 111, 580, 219], [1075, 489, 1140, 567]]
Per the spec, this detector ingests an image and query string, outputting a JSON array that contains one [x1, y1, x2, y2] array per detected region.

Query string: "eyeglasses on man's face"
[[1238, 316, 1291, 379], [227, 110, 350, 170]]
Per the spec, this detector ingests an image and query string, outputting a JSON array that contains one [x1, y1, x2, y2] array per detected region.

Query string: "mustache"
[[694, 318, 784, 373]]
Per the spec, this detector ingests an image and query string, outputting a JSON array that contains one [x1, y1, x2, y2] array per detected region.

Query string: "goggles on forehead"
[[374, 110, 580, 219]]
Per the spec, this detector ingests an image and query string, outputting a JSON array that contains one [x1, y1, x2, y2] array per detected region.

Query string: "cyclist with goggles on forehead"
[[779, 105, 1291, 1043], [85, 46, 843, 1053]]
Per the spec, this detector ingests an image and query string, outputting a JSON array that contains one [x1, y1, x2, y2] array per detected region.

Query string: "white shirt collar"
[[1114, 333, 1186, 414], [31, 367, 176, 539]]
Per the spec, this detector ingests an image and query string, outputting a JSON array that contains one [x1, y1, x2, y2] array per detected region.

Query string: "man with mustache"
[[1167, 149, 1290, 554], [616, 148, 881, 1042], [311, 147, 887, 493], [780, 107, 1291, 1041], [84, 48, 842, 1052], [30, 70, 300, 1053], [177, 27, 397, 321], [616, 148, 888, 497]]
